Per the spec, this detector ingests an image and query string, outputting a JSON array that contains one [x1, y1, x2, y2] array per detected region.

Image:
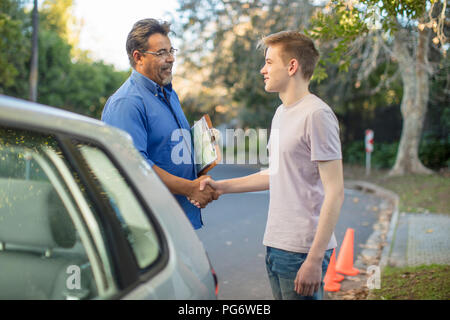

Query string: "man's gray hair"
[[126, 18, 171, 68]]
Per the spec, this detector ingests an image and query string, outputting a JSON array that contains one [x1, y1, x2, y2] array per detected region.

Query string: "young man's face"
[[138, 33, 175, 86], [260, 44, 290, 93]]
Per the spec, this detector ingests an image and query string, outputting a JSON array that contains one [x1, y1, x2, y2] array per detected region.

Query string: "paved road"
[[196, 165, 383, 299]]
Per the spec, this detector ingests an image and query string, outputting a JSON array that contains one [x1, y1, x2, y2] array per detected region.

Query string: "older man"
[[102, 19, 217, 230]]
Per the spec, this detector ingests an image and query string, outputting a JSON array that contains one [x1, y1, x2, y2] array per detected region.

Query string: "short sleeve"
[[309, 109, 342, 162], [267, 106, 282, 156], [102, 97, 155, 167]]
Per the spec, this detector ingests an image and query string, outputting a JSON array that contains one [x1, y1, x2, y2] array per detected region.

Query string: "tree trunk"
[[29, 0, 38, 102], [389, 22, 433, 176]]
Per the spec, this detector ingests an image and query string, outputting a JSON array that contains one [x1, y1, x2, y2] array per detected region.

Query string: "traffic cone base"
[[335, 228, 360, 276], [324, 281, 341, 292], [336, 266, 359, 276], [334, 272, 345, 282]]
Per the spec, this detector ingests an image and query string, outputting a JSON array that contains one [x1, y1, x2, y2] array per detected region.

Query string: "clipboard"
[[191, 114, 221, 176]]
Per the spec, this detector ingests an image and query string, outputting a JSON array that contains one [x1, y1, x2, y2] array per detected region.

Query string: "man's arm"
[[153, 165, 218, 208], [103, 100, 217, 208], [294, 159, 345, 296]]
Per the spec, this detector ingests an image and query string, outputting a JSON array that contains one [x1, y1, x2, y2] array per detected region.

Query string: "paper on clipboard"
[[191, 114, 221, 176]]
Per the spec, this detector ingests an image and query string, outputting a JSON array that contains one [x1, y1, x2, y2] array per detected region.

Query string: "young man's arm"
[[196, 169, 269, 194], [188, 169, 269, 208], [152, 165, 218, 208], [294, 159, 345, 296]]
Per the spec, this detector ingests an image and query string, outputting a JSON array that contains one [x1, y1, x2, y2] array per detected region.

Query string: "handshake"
[[187, 175, 222, 208]]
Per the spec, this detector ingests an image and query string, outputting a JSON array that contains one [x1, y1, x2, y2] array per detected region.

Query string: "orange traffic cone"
[[331, 249, 345, 282], [335, 228, 359, 276], [324, 248, 341, 292]]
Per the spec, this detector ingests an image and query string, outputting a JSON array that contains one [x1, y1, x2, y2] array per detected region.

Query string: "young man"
[[196, 31, 344, 299], [102, 19, 218, 230]]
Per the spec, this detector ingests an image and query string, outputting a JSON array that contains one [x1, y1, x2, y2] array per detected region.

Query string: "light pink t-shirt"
[[263, 94, 342, 253]]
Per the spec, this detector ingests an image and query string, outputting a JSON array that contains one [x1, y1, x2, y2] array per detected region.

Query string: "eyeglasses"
[[141, 47, 178, 58]]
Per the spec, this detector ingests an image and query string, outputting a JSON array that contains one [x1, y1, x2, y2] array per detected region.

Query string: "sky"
[[72, 0, 180, 71]]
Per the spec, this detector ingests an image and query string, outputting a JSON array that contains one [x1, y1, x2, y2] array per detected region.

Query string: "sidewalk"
[[346, 180, 450, 269], [383, 212, 450, 268], [326, 180, 449, 300]]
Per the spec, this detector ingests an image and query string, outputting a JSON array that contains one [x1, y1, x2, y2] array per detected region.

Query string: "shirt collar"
[[131, 69, 173, 96]]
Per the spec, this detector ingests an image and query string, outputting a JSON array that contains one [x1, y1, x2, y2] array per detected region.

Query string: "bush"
[[343, 141, 397, 169], [343, 138, 449, 169], [371, 142, 398, 169], [419, 136, 450, 169], [342, 141, 365, 165]]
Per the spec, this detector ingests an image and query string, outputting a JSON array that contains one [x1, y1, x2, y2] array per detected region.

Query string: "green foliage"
[[343, 138, 449, 169], [342, 140, 364, 165], [0, 0, 30, 97], [342, 141, 397, 169], [56, 61, 129, 118], [427, 53, 450, 139], [343, 141, 398, 169], [40, 0, 74, 39], [1, 0, 129, 119], [308, 0, 431, 80], [176, 0, 317, 128], [36, 26, 129, 118], [175, 0, 449, 170], [37, 27, 73, 107], [364, 0, 427, 25], [371, 142, 399, 169], [419, 133, 450, 169], [307, 1, 368, 79]]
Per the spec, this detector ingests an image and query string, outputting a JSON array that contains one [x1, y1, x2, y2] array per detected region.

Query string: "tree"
[[308, 0, 448, 175], [40, 0, 80, 51], [0, 0, 30, 98], [1, 0, 128, 118], [35, 0, 129, 118], [29, 0, 38, 101], [176, 0, 318, 128]]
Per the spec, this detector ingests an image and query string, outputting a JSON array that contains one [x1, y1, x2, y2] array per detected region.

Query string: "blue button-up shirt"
[[101, 70, 202, 229]]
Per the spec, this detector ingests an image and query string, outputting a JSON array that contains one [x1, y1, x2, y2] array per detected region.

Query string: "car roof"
[[0, 94, 132, 145]]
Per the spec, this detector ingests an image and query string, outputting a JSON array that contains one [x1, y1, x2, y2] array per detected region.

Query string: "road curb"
[[326, 180, 400, 300], [344, 180, 400, 271]]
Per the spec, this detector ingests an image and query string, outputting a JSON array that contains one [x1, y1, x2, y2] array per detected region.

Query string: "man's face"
[[260, 45, 290, 93], [139, 33, 174, 86]]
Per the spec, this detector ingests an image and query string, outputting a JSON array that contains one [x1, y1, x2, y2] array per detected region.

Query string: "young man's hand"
[[294, 258, 322, 297]]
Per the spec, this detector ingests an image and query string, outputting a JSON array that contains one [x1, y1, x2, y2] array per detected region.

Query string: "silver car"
[[0, 95, 218, 300]]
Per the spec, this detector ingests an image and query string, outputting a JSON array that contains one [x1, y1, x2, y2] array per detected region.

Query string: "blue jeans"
[[265, 246, 333, 300]]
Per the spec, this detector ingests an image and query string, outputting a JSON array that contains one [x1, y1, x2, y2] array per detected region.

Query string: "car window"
[[0, 127, 101, 300], [76, 143, 161, 269]]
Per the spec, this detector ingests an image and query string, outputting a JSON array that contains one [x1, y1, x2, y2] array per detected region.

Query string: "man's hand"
[[188, 176, 223, 208], [187, 175, 219, 208], [294, 259, 322, 297]]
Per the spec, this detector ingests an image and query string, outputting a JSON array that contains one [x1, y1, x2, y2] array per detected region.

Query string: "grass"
[[370, 264, 450, 300], [343, 165, 450, 214]]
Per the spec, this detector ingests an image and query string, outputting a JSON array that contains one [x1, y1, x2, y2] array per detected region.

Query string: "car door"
[[0, 126, 112, 299], [0, 124, 167, 299]]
